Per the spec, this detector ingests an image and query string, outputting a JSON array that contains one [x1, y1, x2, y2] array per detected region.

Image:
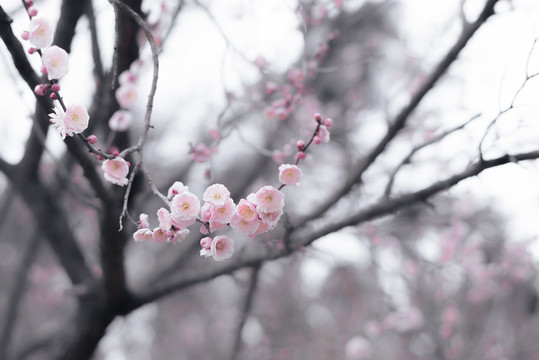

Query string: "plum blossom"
[[115, 83, 137, 108], [42, 45, 68, 80], [168, 229, 190, 244], [157, 208, 172, 231], [102, 157, 130, 186], [138, 213, 150, 229], [230, 213, 259, 236], [203, 183, 230, 206], [253, 185, 284, 214], [49, 106, 67, 139], [210, 198, 235, 224], [28, 18, 53, 48], [64, 104, 89, 136], [236, 199, 257, 222], [133, 228, 152, 242], [258, 209, 282, 229], [108, 110, 133, 131], [210, 235, 234, 261], [279, 164, 303, 185], [152, 227, 168, 243], [167, 181, 189, 198], [171, 191, 200, 222]]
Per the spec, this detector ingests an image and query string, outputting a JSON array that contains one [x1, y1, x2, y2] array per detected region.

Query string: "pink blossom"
[[279, 164, 302, 185], [199, 202, 212, 222], [133, 228, 153, 242], [200, 237, 212, 250], [345, 336, 372, 360], [119, 70, 138, 85], [64, 104, 89, 136], [168, 229, 189, 244], [49, 107, 67, 139], [236, 199, 257, 222], [210, 198, 235, 224], [138, 213, 150, 229], [253, 220, 269, 236], [152, 227, 168, 243], [115, 83, 137, 108], [203, 183, 230, 206], [253, 185, 284, 214], [28, 18, 53, 48], [34, 84, 47, 96], [157, 207, 172, 231], [170, 216, 196, 230], [171, 191, 200, 221], [210, 235, 234, 261], [318, 125, 330, 143], [209, 128, 220, 140], [102, 157, 130, 186], [258, 209, 282, 229], [42, 45, 69, 80], [108, 110, 133, 131], [209, 221, 227, 232], [230, 213, 259, 236], [167, 181, 189, 198], [189, 143, 215, 163]]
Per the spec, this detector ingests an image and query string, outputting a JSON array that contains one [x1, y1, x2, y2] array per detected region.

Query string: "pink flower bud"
[[97, 155, 104, 160], [27, 7, 38, 17], [297, 151, 306, 160], [112, 150, 119, 157], [313, 135, 321, 144], [49, 92, 57, 100], [21, 31, 29, 41], [87, 135, 97, 144], [41, 65, 48, 75], [200, 237, 212, 250], [296, 140, 305, 150], [314, 113, 322, 122], [34, 84, 47, 96], [51, 83, 60, 92], [323, 118, 333, 128], [27, 47, 36, 54]]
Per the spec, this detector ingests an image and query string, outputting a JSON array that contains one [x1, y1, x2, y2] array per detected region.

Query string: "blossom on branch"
[[42, 45, 68, 80], [210, 235, 234, 261], [102, 157, 130, 186], [171, 191, 201, 222], [28, 18, 53, 48], [279, 164, 303, 185]]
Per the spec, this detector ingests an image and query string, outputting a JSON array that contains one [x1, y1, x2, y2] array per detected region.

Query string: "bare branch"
[[294, 0, 501, 229], [384, 113, 480, 197]]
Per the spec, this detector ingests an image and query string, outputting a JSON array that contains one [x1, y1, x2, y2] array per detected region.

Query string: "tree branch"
[[294, 0, 500, 228], [132, 148, 539, 308], [0, 232, 41, 360]]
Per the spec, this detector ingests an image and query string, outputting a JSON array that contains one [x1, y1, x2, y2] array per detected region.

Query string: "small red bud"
[[27, 7, 38, 17], [296, 140, 305, 150], [323, 118, 333, 128], [87, 135, 97, 144], [51, 84, 60, 92], [27, 47, 36, 54], [97, 155, 104, 160], [49, 92, 57, 100], [112, 150, 119, 157], [313, 136, 321, 145], [40, 65, 48, 75], [297, 151, 306, 160], [314, 113, 322, 122], [33, 84, 47, 96], [21, 31, 29, 41]]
